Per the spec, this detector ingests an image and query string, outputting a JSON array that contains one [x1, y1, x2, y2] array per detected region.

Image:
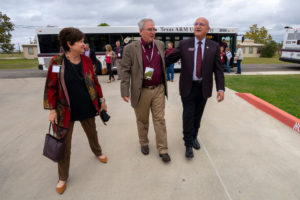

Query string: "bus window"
[[85, 34, 109, 52], [38, 34, 60, 53]]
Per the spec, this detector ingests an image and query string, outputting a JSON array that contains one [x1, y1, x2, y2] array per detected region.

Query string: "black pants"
[[181, 82, 207, 147], [107, 63, 114, 80]]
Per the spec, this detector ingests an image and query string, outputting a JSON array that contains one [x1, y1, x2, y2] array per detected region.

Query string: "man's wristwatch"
[[100, 98, 105, 103]]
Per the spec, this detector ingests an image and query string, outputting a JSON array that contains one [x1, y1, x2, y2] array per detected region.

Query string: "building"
[[237, 40, 264, 57], [22, 44, 38, 59]]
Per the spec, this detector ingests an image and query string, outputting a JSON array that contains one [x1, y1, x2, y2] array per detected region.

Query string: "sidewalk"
[[0, 74, 299, 200]]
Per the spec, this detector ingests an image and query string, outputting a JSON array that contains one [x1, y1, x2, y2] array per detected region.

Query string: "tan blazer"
[[120, 39, 168, 107]]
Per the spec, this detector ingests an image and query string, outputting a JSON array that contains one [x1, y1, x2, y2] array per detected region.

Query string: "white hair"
[[138, 18, 154, 30]]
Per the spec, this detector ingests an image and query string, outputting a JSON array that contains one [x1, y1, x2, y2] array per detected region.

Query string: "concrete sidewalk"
[[0, 74, 299, 200]]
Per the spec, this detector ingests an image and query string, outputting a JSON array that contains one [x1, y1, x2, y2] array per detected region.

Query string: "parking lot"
[[0, 71, 300, 200]]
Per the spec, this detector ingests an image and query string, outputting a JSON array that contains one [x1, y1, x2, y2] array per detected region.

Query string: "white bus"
[[36, 26, 237, 74], [279, 26, 300, 64]]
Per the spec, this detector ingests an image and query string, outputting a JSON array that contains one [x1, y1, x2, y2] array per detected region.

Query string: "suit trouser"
[[116, 59, 122, 78], [134, 84, 168, 154], [58, 117, 102, 181], [181, 82, 207, 147]]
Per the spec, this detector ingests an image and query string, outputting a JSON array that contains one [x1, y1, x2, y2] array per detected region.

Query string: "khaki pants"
[[58, 117, 102, 181], [134, 84, 168, 154]]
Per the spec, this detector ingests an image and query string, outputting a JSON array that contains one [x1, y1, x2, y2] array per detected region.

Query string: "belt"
[[192, 80, 202, 84], [143, 84, 161, 89]]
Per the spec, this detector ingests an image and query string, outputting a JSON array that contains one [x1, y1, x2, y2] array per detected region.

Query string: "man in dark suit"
[[166, 17, 225, 158]]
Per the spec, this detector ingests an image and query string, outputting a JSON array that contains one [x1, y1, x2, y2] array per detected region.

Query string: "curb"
[[236, 93, 300, 133]]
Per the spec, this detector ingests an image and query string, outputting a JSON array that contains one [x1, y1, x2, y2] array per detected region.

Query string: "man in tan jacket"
[[120, 18, 170, 162]]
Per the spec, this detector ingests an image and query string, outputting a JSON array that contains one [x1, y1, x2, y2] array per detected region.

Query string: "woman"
[[43, 27, 108, 194], [104, 44, 115, 83], [220, 46, 226, 69]]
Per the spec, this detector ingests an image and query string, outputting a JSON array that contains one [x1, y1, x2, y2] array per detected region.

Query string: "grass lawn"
[[242, 54, 286, 64], [0, 59, 38, 70], [0, 53, 23, 58], [225, 75, 300, 118]]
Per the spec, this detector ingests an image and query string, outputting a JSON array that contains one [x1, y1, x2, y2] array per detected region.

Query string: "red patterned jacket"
[[43, 54, 103, 138]]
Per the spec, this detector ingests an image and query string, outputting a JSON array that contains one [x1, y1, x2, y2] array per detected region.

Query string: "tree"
[[98, 23, 109, 27], [244, 24, 272, 44], [0, 12, 14, 53], [259, 40, 277, 57]]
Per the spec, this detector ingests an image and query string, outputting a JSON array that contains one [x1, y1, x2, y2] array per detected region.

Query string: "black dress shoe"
[[185, 147, 194, 158], [192, 138, 200, 150], [141, 145, 149, 155], [159, 153, 171, 162]]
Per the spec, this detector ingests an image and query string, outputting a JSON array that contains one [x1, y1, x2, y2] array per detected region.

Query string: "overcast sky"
[[1, 0, 300, 49]]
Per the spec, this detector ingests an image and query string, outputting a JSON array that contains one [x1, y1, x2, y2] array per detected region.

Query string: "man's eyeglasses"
[[194, 22, 206, 27], [144, 28, 157, 32]]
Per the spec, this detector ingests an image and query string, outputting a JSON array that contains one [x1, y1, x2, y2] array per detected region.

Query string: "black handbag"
[[100, 110, 110, 123], [43, 123, 65, 162]]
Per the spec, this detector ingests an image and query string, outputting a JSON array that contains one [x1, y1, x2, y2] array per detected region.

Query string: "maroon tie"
[[196, 41, 202, 78]]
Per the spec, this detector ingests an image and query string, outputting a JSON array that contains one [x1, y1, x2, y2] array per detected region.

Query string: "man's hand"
[[217, 91, 224, 102], [123, 96, 130, 103]]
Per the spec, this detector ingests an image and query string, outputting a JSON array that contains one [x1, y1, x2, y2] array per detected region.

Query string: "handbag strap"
[[48, 123, 54, 136]]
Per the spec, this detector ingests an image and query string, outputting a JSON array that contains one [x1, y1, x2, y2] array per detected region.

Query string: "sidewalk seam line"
[[199, 136, 233, 200]]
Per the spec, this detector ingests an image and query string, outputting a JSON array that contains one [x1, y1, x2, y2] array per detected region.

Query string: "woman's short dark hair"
[[58, 27, 84, 52]]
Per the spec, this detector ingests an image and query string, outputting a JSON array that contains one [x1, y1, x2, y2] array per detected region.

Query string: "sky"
[[1, 0, 300, 50]]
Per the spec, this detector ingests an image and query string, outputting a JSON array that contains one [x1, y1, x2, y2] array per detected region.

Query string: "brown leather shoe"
[[98, 155, 108, 163], [159, 153, 171, 162], [56, 182, 66, 194], [141, 145, 149, 155]]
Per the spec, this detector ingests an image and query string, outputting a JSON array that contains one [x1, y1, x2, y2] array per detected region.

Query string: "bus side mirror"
[[242, 36, 245, 43]]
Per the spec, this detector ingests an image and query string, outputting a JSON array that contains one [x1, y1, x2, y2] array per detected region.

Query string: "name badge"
[[144, 67, 154, 80], [188, 48, 195, 51], [118, 53, 121, 57], [52, 65, 60, 73]]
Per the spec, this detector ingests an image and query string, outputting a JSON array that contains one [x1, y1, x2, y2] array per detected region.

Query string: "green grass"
[[0, 59, 38, 70], [0, 53, 24, 58], [225, 75, 300, 118], [243, 54, 286, 64]]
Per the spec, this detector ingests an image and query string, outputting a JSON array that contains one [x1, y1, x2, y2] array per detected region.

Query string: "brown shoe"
[[141, 145, 149, 155], [98, 155, 108, 163], [159, 153, 171, 162], [56, 181, 66, 195]]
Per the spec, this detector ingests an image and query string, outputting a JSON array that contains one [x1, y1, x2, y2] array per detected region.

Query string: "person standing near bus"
[[236, 44, 243, 74], [104, 44, 116, 83], [225, 47, 232, 73], [220, 46, 226, 69], [120, 18, 171, 162], [114, 40, 123, 80], [165, 42, 175, 82], [43, 27, 108, 194], [166, 17, 225, 158]]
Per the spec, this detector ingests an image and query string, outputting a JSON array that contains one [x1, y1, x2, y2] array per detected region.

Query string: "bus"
[[36, 26, 237, 74], [279, 26, 300, 64]]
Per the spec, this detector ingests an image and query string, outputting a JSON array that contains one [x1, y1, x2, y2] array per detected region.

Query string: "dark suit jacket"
[[166, 37, 225, 98], [89, 48, 98, 64]]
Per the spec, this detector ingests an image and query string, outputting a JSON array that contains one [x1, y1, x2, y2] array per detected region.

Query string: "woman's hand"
[[49, 109, 58, 124], [100, 101, 107, 112]]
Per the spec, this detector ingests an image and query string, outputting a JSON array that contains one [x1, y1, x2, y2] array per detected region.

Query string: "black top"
[[64, 56, 97, 121]]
